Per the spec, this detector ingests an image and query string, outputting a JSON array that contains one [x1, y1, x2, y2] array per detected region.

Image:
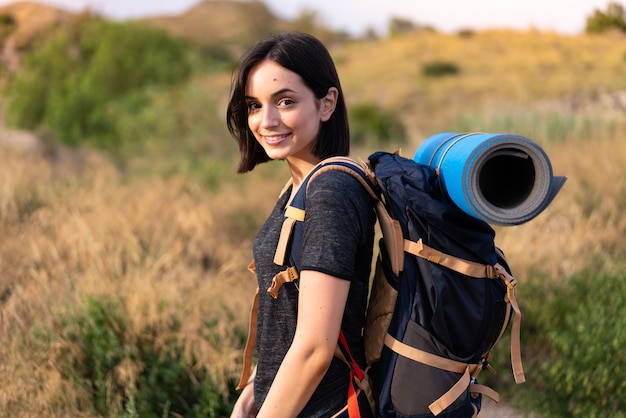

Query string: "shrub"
[[585, 2, 626, 33], [457, 28, 475, 38], [348, 103, 407, 147], [421, 60, 460, 77], [3, 16, 194, 149], [0, 12, 16, 41], [388, 17, 416, 37], [531, 266, 626, 417], [59, 297, 237, 417]]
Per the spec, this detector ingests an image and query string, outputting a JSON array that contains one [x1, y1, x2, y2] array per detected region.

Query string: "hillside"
[[0, 1, 73, 72], [0, 1, 72, 44], [141, 0, 283, 56], [333, 29, 626, 136], [0, 0, 344, 76], [0, 2, 625, 416]]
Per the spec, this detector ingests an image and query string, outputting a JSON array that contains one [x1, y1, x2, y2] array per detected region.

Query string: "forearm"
[[256, 341, 334, 417], [257, 270, 350, 417]]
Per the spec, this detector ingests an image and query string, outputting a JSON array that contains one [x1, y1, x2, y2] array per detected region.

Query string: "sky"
[[0, 0, 614, 36]]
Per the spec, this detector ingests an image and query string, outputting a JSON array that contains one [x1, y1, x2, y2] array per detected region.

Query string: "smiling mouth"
[[263, 134, 290, 145]]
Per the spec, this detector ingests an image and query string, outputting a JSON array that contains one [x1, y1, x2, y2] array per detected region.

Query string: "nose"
[[261, 106, 280, 129]]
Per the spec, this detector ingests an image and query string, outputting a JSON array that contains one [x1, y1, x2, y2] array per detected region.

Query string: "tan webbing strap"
[[404, 239, 500, 279], [509, 292, 525, 383], [376, 201, 405, 276], [237, 287, 259, 390], [307, 159, 379, 201], [429, 366, 472, 415], [285, 205, 306, 222], [279, 178, 293, 198], [356, 369, 377, 416], [494, 263, 525, 384], [273, 207, 305, 266], [385, 333, 498, 415], [267, 266, 299, 298], [384, 334, 474, 374], [274, 156, 380, 267], [469, 383, 500, 403], [306, 157, 415, 278]]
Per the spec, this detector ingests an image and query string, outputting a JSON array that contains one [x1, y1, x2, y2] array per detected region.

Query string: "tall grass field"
[[1, 18, 625, 418]]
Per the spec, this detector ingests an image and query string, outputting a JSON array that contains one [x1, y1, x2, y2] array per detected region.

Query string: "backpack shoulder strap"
[[272, 157, 379, 270]]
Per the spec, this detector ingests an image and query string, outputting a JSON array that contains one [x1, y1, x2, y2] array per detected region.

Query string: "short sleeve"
[[299, 170, 373, 280]]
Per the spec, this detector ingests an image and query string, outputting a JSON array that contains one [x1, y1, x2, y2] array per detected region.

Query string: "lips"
[[263, 133, 290, 146]]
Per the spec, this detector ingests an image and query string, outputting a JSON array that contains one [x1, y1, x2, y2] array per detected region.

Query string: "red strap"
[[339, 331, 363, 418], [347, 369, 361, 418], [338, 331, 364, 380]]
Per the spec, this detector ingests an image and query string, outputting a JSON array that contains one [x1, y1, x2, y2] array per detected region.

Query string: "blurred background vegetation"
[[0, 1, 625, 417]]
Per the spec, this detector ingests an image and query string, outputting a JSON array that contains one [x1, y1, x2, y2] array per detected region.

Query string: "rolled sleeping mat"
[[413, 132, 567, 226]]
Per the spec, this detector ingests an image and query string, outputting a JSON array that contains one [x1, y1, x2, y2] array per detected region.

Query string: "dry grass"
[[0, 1, 73, 47], [494, 135, 626, 280], [1, 23, 626, 415], [2, 124, 625, 416], [334, 30, 626, 136], [0, 146, 258, 415]]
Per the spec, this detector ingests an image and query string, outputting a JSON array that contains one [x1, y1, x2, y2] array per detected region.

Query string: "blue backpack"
[[359, 152, 524, 417], [238, 151, 525, 418]]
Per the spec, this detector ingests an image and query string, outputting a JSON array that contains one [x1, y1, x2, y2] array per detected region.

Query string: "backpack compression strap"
[[404, 237, 525, 384], [381, 244, 525, 415]]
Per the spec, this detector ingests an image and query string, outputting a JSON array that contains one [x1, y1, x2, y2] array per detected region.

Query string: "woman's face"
[[245, 59, 336, 169]]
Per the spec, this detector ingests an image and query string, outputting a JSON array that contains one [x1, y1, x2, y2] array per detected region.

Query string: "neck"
[[287, 157, 321, 188]]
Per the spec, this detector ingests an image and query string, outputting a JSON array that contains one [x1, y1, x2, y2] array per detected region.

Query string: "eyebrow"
[[245, 88, 297, 101]]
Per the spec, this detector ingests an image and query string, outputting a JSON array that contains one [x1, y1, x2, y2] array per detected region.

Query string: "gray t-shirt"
[[252, 169, 376, 417]]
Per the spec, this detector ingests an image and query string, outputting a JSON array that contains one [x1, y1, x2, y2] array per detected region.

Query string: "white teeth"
[[264, 134, 288, 144]]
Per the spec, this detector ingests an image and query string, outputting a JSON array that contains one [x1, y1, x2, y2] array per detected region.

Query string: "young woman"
[[226, 32, 376, 417]]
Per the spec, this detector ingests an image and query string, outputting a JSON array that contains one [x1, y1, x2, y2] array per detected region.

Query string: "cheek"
[[247, 114, 264, 139]]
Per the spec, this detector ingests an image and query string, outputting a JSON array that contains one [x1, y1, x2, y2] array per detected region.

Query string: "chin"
[[264, 150, 290, 161]]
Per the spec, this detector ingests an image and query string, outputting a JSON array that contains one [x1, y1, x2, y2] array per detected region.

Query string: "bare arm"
[[256, 270, 350, 418]]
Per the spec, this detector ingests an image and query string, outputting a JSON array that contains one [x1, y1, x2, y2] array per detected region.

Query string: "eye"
[[247, 101, 261, 112], [278, 98, 295, 107]]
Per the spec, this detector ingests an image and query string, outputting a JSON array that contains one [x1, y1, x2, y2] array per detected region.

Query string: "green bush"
[[0, 12, 16, 41], [348, 103, 407, 147], [421, 60, 460, 77], [486, 261, 626, 417], [585, 2, 626, 33], [532, 267, 626, 417], [60, 297, 237, 417], [4, 16, 194, 149], [389, 17, 416, 37]]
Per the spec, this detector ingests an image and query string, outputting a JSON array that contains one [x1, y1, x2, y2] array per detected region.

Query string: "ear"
[[319, 87, 339, 122]]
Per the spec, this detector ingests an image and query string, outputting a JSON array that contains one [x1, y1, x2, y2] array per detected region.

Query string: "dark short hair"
[[226, 32, 350, 173]]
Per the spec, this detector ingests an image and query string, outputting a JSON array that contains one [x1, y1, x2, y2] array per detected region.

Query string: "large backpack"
[[359, 152, 525, 417], [237, 151, 525, 418]]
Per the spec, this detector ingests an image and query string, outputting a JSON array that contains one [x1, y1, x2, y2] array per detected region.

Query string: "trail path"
[[479, 399, 541, 418]]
